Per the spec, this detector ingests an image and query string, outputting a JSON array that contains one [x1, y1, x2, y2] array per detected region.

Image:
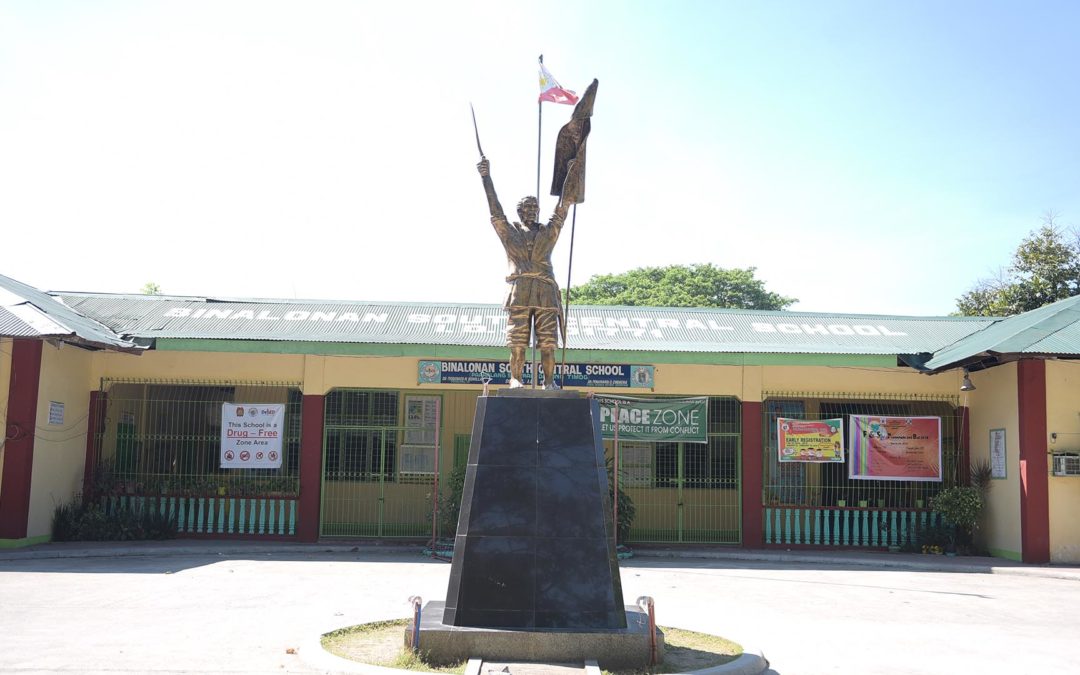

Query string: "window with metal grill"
[[324, 390, 400, 482]]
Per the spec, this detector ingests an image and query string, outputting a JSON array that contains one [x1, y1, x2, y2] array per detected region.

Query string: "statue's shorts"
[[506, 306, 559, 349]]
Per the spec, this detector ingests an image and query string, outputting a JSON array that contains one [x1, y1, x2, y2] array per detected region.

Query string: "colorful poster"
[[220, 403, 285, 469], [849, 415, 942, 481], [777, 418, 844, 463], [594, 396, 708, 443]]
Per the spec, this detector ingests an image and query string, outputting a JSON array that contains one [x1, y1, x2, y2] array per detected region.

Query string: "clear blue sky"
[[2, 0, 1078, 316]]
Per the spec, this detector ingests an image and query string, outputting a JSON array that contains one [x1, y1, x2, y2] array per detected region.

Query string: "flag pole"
[[537, 55, 543, 208], [560, 203, 577, 387], [532, 55, 543, 389]]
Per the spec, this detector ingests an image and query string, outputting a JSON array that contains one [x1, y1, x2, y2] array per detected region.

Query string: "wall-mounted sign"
[[849, 415, 942, 481], [990, 428, 1007, 479], [595, 395, 707, 443], [220, 403, 284, 469], [418, 360, 654, 389], [778, 418, 844, 463], [48, 401, 65, 426], [401, 395, 440, 474]]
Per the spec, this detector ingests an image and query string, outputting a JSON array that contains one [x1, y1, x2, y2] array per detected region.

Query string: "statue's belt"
[[505, 271, 557, 287]]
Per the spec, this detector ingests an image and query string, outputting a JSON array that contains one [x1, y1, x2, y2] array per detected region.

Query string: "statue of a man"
[[478, 157, 571, 389]]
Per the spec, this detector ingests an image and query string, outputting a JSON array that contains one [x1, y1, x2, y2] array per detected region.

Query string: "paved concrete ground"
[[2, 542, 1079, 674]]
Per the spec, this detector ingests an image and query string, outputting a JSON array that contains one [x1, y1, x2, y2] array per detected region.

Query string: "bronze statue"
[[478, 157, 570, 388], [475, 79, 597, 389]]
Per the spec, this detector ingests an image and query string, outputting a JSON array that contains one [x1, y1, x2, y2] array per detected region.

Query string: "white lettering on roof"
[[155, 309, 908, 339]]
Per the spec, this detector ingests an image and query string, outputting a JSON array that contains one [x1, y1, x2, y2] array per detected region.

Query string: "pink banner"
[[849, 415, 942, 481]]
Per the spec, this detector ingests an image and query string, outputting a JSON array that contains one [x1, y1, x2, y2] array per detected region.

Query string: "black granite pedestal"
[[442, 390, 626, 630]]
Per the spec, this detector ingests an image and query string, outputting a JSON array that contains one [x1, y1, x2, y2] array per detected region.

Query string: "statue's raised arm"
[[477, 158, 505, 222]]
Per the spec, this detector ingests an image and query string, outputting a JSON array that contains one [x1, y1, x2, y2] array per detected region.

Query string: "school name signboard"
[[594, 395, 708, 443], [220, 403, 285, 469], [418, 360, 655, 389]]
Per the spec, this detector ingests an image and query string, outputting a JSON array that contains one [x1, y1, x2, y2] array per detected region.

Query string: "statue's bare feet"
[[509, 378, 524, 388]]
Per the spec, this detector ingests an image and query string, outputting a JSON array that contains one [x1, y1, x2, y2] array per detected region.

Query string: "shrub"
[[607, 456, 637, 542], [51, 501, 81, 541], [435, 463, 468, 538], [51, 498, 178, 542], [140, 504, 179, 539], [930, 487, 982, 533]]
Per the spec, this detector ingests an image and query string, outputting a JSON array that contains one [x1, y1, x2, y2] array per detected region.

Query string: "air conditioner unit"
[[1052, 454, 1080, 476]]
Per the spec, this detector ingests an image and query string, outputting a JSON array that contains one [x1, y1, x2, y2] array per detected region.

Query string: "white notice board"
[[990, 428, 1006, 479], [220, 403, 285, 469]]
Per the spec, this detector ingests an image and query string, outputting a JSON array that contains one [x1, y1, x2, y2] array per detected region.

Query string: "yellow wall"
[[75, 350, 972, 501], [88, 351, 964, 402], [1046, 360, 1080, 563], [965, 363, 1022, 560], [29, 345, 1036, 551], [92, 350, 306, 387], [759, 364, 961, 399], [26, 342, 96, 538], [0, 338, 11, 492]]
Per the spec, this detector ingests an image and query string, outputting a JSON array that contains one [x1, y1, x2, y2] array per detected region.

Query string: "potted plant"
[[929, 486, 982, 554]]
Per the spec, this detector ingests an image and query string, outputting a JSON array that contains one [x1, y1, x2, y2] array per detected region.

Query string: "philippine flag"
[[538, 60, 578, 105]]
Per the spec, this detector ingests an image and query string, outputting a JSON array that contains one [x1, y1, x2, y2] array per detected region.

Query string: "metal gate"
[[618, 397, 742, 544], [319, 389, 436, 538]]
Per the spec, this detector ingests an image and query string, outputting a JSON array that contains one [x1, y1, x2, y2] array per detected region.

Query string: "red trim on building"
[[741, 401, 764, 548], [1017, 359, 1050, 563], [81, 390, 107, 500], [296, 394, 325, 542], [0, 339, 43, 539], [958, 405, 971, 486]]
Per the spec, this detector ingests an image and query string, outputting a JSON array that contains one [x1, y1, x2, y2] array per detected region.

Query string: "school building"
[[2, 272, 1078, 563]]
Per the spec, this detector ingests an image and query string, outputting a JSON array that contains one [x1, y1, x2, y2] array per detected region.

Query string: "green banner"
[[595, 396, 708, 443]]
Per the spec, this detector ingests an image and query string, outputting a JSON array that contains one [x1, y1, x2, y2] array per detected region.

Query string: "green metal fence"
[[616, 397, 742, 544], [94, 380, 302, 536], [319, 389, 440, 538], [762, 392, 961, 548]]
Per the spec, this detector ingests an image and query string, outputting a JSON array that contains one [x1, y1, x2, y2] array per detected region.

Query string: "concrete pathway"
[[2, 541, 1080, 674]]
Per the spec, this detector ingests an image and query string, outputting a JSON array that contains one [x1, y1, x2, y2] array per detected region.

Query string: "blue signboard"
[[418, 360, 654, 389]]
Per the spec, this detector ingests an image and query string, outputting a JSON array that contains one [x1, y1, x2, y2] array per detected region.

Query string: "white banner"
[[220, 403, 285, 469]]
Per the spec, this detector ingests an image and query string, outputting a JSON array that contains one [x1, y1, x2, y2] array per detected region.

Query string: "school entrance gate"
[[316, 389, 742, 545], [614, 396, 742, 544]]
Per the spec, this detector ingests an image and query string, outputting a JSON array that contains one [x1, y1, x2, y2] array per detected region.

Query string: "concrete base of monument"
[[415, 600, 665, 670]]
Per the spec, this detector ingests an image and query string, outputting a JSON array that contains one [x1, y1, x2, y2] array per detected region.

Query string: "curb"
[[303, 618, 769, 675], [630, 547, 1080, 581], [3, 541, 1079, 582], [0, 542, 419, 563], [692, 649, 769, 675]]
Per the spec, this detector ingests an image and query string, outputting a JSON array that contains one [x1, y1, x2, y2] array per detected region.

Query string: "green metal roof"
[[0, 274, 142, 352], [55, 291, 994, 357], [922, 294, 1080, 371]]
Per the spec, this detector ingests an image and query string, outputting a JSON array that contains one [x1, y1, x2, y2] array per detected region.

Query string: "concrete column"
[[81, 390, 108, 500], [296, 394, 325, 542], [958, 405, 971, 485], [1017, 358, 1049, 563], [0, 339, 43, 539], [741, 401, 763, 548]]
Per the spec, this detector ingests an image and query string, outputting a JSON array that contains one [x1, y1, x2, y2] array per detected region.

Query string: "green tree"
[[568, 263, 795, 310], [140, 282, 162, 296], [956, 214, 1080, 316]]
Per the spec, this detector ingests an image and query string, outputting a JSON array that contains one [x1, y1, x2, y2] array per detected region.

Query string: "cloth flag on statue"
[[538, 61, 579, 104], [550, 78, 598, 204]]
